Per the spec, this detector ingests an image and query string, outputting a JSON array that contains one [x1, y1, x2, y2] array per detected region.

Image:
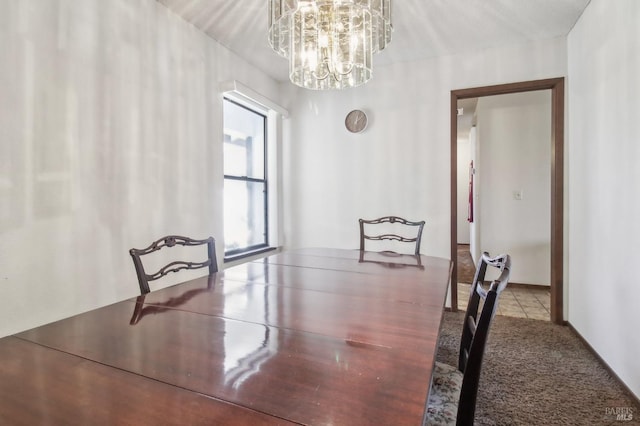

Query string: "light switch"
[[513, 190, 523, 200]]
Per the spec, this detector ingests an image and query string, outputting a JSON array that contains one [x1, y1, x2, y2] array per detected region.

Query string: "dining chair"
[[359, 216, 425, 255], [129, 235, 218, 294], [424, 252, 511, 426]]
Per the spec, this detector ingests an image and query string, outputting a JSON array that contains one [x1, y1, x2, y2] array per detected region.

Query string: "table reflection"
[[129, 274, 218, 324], [358, 250, 424, 269], [128, 267, 279, 391], [222, 262, 278, 389], [223, 322, 276, 389]]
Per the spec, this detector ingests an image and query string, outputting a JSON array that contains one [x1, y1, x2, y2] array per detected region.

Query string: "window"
[[223, 98, 269, 258]]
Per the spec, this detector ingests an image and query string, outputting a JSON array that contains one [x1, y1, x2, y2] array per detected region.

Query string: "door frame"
[[450, 77, 565, 324]]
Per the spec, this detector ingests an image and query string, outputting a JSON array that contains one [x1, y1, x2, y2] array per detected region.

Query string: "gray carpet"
[[437, 311, 640, 425]]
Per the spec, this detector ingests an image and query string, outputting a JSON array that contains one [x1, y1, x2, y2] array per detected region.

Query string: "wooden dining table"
[[0, 248, 452, 425]]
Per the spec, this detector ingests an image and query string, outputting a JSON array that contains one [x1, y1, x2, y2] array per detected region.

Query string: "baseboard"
[[567, 322, 640, 406], [465, 281, 550, 291], [506, 282, 550, 290]]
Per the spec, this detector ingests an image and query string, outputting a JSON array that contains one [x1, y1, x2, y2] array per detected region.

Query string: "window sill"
[[223, 246, 278, 266]]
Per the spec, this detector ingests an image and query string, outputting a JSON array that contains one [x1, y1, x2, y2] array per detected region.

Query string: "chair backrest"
[[457, 251, 511, 425], [359, 216, 425, 255], [129, 235, 218, 294]]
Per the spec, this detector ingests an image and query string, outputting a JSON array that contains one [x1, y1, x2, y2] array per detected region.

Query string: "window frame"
[[220, 81, 287, 265], [223, 97, 271, 260]]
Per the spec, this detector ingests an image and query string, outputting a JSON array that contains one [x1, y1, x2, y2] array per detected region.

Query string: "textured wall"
[[283, 37, 567, 262], [0, 0, 281, 336], [568, 0, 640, 399]]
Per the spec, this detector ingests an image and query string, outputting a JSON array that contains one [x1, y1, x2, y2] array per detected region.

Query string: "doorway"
[[450, 78, 565, 324]]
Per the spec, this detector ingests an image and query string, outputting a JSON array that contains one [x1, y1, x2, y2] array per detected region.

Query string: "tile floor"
[[457, 283, 550, 321]]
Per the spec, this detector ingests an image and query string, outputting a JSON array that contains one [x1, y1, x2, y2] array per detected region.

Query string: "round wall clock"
[[345, 109, 368, 133]]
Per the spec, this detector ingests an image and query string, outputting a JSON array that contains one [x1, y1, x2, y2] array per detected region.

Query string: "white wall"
[[468, 126, 479, 262], [284, 37, 567, 262], [0, 0, 282, 337], [567, 0, 640, 398], [456, 133, 471, 244], [475, 91, 551, 285]]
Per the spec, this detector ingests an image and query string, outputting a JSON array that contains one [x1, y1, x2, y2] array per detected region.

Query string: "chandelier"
[[268, 0, 392, 90]]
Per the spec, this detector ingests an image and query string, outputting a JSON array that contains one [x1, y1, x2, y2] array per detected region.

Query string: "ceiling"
[[156, 0, 591, 84]]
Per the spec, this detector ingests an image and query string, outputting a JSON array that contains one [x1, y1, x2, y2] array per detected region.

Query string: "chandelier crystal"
[[268, 0, 392, 90]]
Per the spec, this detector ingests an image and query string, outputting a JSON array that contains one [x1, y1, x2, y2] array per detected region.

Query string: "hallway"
[[457, 245, 550, 321]]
